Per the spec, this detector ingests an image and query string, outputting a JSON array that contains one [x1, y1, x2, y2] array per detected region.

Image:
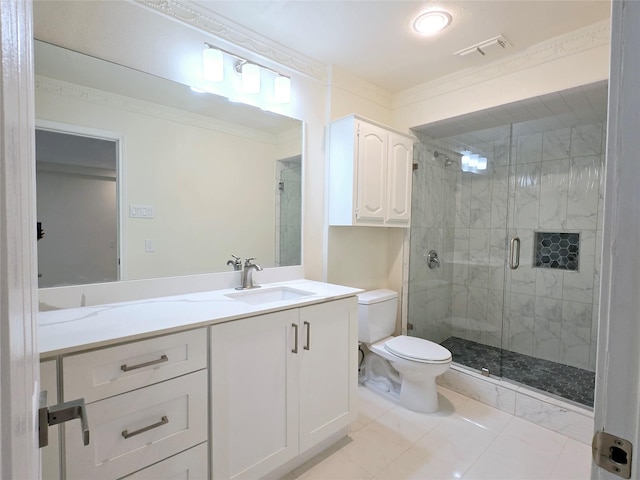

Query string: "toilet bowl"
[[357, 290, 452, 413]]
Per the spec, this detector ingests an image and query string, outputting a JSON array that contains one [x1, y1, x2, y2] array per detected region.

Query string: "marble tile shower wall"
[[410, 123, 604, 372]]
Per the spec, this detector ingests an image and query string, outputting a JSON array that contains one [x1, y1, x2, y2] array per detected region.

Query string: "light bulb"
[[274, 75, 291, 103], [203, 47, 224, 82], [241, 63, 260, 94]]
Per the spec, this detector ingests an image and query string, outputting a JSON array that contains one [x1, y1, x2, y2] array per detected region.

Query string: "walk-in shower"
[[407, 80, 607, 408]]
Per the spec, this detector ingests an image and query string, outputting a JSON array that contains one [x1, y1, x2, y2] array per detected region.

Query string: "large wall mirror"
[[34, 40, 303, 288]]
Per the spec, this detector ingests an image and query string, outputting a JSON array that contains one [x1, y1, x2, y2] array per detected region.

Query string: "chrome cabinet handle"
[[292, 323, 299, 353], [509, 236, 521, 270], [121, 354, 168, 372], [304, 321, 310, 351], [122, 415, 168, 439]]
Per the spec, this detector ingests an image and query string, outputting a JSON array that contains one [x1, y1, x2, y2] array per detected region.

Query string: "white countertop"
[[38, 280, 363, 357]]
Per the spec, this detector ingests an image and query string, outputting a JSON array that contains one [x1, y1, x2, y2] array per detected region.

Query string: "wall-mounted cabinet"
[[328, 115, 414, 227]]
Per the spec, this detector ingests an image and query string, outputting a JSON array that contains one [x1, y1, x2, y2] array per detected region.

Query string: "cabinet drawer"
[[63, 328, 207, 402], [65, 370, 208, 480], [123, 443, 208, 479]]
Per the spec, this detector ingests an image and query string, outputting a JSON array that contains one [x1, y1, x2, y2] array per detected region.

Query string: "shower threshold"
[[440, 336, 595, 407]]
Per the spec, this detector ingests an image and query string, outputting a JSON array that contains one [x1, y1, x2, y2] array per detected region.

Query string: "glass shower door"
[[500, 115, 604, 406], [407, 125, 513, 379]]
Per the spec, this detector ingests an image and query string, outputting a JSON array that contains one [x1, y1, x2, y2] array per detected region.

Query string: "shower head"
[[433, 150, 455, 167]]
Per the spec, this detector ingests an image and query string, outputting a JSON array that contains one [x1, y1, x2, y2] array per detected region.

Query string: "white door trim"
[[593, 1, 640, 478], [0, 0, 40, 478]]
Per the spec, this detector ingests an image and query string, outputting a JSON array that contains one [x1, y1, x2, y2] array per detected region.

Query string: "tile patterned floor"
[[286, 385, 592, 480], [441, 336, 595, 407]]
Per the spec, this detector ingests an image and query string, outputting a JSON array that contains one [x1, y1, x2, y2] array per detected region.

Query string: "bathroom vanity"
[[38, 280, 360, 480]]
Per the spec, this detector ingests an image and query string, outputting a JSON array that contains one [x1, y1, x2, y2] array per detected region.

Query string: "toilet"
[[357, 289, 452, 413]]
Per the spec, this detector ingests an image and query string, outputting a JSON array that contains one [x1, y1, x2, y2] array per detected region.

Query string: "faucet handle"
[[227, 254, 242, 271], [244, 257, 257, 266]]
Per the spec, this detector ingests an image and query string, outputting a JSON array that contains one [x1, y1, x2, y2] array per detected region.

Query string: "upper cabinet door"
[[386, 133, 414, 224], [328, 115, 414, 227], [356, 122, 387, 223]]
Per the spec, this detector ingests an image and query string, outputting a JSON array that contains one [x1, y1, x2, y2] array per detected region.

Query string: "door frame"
[[0, 0, 40, 478], [592, 1, 640, 478]]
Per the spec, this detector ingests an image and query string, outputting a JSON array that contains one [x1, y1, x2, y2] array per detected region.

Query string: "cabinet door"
[[356, 122, 387, 223], [298, 298, 358, 452], [210, 310, 300, 480], [386, 132, 414, 224]]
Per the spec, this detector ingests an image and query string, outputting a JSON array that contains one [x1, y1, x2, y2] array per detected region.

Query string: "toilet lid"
[[384, 336, 452, 363]]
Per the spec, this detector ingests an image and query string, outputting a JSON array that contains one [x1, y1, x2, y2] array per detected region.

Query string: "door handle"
[[304, 321, 311, 350], [292, 323, 299, 353], [509, 236, 521, 269], [39, 391, 90, 448]]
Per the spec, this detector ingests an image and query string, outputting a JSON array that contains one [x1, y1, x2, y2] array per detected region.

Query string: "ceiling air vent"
[[453, 34, 510, 58]]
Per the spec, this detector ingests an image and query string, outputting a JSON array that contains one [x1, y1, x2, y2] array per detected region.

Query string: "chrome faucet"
[[226, 254, 242, 271], [236, 258, 263, 290]]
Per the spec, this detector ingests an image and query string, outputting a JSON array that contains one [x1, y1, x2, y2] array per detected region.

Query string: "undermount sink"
[[225, 286, 314, 305]]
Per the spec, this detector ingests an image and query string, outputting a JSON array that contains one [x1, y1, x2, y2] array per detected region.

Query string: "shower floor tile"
[[440, 336, 595, 407]]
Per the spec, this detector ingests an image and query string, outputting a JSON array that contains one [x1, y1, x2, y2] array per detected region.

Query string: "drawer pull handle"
[[121, 354, 168, 372], [122, 415, 169, 439]]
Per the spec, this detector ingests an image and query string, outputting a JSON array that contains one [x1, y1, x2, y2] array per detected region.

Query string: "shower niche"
[[406, 80, 606, 408], [534, 232, 580, 271]]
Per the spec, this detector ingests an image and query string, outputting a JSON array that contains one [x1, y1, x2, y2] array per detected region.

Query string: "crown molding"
[[135, 0, 326, 81], [393, 20, 611, 109], [35, 75, 283, 144]]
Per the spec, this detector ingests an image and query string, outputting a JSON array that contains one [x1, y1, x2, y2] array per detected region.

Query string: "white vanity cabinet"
[[329, 115, 414, 227], [210, 297, 358, 480], [53, 328, 209, 480]]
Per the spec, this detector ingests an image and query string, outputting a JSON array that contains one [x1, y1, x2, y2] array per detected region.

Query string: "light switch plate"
[[130, 205, 154, 218]]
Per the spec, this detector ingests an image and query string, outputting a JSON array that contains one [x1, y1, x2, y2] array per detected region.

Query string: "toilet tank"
[[357, 289, 398, 343]]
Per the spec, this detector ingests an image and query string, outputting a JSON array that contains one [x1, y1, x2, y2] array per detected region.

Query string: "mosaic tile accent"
[[535, 232, 580, 270], [441, 336, 594, 407]]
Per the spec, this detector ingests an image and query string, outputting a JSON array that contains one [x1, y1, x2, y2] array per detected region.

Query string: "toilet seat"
[[384, 336, 452, 364]]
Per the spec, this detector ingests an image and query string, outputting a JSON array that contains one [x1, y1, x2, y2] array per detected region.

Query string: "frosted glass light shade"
[[241, 63, 261, 94], [477, 156, 488, 170], [203, 47, 224, 82], [274, 76, 291, 103], [469, 154, 479, 168], [413, 11, 452, 35]]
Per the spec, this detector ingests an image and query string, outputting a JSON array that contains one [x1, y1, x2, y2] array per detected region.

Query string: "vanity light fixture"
[[460, 150, 488, 173], [202, 42, 292, 102], [203, 46, 224, 82], [413, 10, 452, 35]]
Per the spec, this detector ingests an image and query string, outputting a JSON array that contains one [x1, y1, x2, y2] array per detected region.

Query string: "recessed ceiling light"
[[413, 11, 452, 35]]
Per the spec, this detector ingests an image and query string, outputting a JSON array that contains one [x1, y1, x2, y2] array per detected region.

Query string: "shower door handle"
[[509, 236, 521, 270]]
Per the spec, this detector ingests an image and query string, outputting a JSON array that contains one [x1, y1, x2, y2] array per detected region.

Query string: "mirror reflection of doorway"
[[36, 126, 119, 287]]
